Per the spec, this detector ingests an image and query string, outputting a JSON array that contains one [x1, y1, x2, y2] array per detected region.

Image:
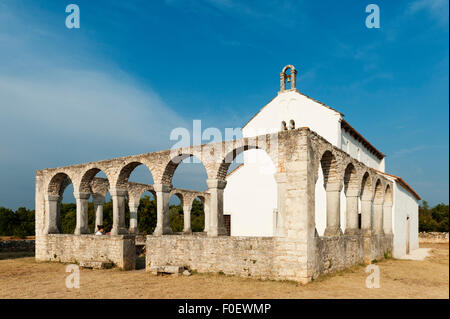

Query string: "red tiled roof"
[[341, 119, 385, 160], [376, 170, 421, 200]]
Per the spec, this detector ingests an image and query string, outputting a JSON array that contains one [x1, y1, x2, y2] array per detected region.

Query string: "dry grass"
[[0, 243, 448, 299]]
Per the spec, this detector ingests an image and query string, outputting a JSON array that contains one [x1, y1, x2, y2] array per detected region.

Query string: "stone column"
[[203, 195, 210, 233], [383, 203, 393, 235], [128, 201, 139, 234], [92, 194, 105, 232], [110, 188, 128, 235], [361, 195, 373, 236], [153, 183, 173, 236], [345, 189, 360, 235], [274, 172, 287, 236], [373, 198, 384, 235], [206, 179, 227, 237], [44, 194, 60, 234], [324, 184, 342, 237], [183, 205, 192, 234], [74, 192, 90, 235]]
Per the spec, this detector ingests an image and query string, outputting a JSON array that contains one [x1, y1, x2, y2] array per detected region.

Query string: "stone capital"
[[45, 194, 60, 202], [109, 188, 128, 197], [153, 183, 172, 193], [325, 183, 342, 192], [206, 179, 227, 190], [373, 198, 384, 205], [73, 192, 90, 200], [92, 193, 106, 205], [346, 189, 360, 197]]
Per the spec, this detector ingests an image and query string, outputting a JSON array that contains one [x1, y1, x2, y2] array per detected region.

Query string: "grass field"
[[0, 243, 448, 299]]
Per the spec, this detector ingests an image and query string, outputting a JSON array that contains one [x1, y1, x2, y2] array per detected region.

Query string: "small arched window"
[[281, 121, 287, 131], [289, 119, 295, 130]]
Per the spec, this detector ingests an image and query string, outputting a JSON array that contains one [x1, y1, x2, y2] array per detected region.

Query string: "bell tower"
[[279, 65, 297, 93]]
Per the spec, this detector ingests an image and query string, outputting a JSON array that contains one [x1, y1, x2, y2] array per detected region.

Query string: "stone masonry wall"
[[146, 235, 278, 280], [0, 239, 35, 252], [36, 234, 136, 270], [419, 232, 449, 244]]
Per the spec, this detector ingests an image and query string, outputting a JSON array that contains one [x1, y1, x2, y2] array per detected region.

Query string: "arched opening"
[[162, 153, 208, 234], [222, 146, 277, 236], [383, 185, 393, 234], [360, 172, 373, 233], [319, 151, 342, 237], [343, 163, 359, 234], [78, 168, 111, 234], [373, 179, 384, 234], [191, 196, 206, 233], [47, 173, 74, 234], [136, 190, 157, 235], [169, 192, 184, 232], [116, 161, 155, 235]]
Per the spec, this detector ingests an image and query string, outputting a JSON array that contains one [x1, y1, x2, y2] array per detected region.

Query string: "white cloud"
[[0, 2, 188, 208], [408, 0, 449, 26]]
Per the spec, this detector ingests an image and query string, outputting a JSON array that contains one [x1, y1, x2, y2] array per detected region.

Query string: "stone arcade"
[[35, 65, 419, 283]]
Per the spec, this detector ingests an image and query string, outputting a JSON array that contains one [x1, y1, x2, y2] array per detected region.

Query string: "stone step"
[[149, 265, 185, 275]]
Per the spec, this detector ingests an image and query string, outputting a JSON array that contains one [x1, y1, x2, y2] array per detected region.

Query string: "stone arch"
[[170, 191, 184, 207], [161, 153, 207, 186], [216, 142, 274, 180], [360, 171, 373, 200], [374, 179, 384, 204], [384, 184, 393, 205], [78, 167, 111, 194], [47, 172, 74, 196], [280, 64, 297, 91], [115, 161, 154, 189], [343, 162, 359, 195], [320, 150, 340, 190]]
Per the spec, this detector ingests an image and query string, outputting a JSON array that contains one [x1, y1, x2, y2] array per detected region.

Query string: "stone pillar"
[[74, 192, 90, 235], [44, 194, 60, 234], [324, 184, 342, 237], [203, 195, 210, 233], [206, 179, 227, 237], [361, 195, 373, 236], [373, 199, 384, 235], [92, 194, 105, 232], [110, 188, 128, 235], [383, 203, 393, 235], [153, 183, 173, 236], [274, 172, 287, 236], [344, 189, 360, 235], [183, 205, 192, 234], [128, 201, 139, 234]]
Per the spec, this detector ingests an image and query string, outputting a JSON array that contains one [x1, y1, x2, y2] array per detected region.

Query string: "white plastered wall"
[[223, 149, 277, 237], [392, 181, 419, 257]]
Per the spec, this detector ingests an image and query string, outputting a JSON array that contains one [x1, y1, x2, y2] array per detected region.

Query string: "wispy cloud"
[[391, 145, 447, 158], [0, 2, 187, 208], [407, 0, 449, 26]]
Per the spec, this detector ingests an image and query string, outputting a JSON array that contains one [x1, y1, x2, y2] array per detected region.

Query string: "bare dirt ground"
[[0, 243, 448, 299]]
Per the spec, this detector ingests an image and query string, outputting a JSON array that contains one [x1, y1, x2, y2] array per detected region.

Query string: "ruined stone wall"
[[146, 235, 278, 280], [35, 234, 136, 270], [419, 232, 449, 244]]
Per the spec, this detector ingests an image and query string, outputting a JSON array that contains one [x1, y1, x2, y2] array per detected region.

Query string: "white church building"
[[223, 65, 421, 258]]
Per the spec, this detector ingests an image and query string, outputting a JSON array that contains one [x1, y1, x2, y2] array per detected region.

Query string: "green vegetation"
[[419, 201, 449, 232], [0, 195, 205, 236], [0, 207, 34, 237]]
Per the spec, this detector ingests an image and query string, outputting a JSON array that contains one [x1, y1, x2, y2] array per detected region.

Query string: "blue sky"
[[0, 0, 448, 209]]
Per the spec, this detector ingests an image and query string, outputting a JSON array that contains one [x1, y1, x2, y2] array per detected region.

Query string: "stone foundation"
[[419, 232, 449, 244], [35, 234, 136, 270], [146, 234, 392, 282]]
